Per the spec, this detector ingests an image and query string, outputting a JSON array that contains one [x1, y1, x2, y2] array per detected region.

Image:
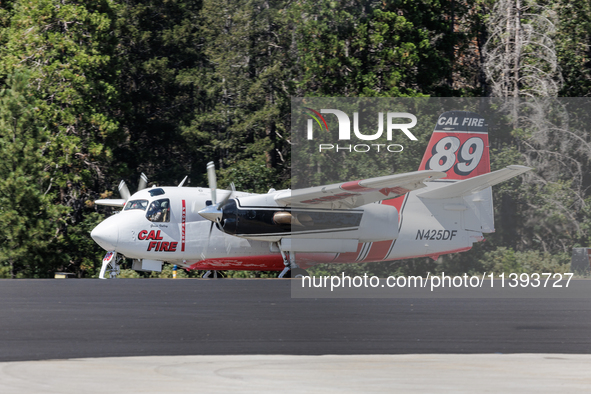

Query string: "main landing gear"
[[281, 267, 310, 278], [202, 270, 224, 278], [276, 243, 310, 278]]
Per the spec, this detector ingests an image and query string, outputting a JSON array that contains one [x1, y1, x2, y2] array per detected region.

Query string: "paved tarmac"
[[1, 279, 591, 362], [2, 354, 591, 394]]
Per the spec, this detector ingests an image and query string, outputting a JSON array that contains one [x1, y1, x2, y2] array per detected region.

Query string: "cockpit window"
[[124, 199, 149, 211], [146, 198, 170, 222], [148, 188, 165, 197]]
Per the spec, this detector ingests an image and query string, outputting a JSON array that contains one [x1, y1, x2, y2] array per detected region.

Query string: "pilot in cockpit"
[[147, 199, 170, 222], [147, 200, 162, 222]]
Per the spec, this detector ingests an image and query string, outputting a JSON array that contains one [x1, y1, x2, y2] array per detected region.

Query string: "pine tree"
[[0, 0, 122, 276], [0, 71, 64, 278], [556, 0, 591, 97], [112, 0, 207, 186], [183, 0, 293, 192]]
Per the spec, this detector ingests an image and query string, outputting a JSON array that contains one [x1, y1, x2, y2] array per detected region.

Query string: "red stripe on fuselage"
[[361, 195, 407, 262], [331, 243, 364, 263], [362, 240, 393, 262], [181, 200, 186, 252], [383, 194, 407, 223], [189, 255, 284, 271]]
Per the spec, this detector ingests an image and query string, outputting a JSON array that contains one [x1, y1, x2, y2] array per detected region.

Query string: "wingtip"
[[507, 165, 533, 172], [95, 199, 126, 208]]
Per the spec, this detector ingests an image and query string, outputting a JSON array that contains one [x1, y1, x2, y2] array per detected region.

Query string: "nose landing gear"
[[99, 251, 122, 279]]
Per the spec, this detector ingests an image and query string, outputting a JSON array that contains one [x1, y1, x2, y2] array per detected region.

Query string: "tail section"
[[418, 111, 490, 180]]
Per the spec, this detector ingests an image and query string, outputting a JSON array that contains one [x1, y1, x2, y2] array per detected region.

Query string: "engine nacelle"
[[355, 203, 399, 242], [217, 199, 398, 244], [282, 204, 399, 253]]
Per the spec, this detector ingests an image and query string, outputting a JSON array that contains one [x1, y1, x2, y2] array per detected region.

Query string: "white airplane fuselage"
[[91, 180, 492, 272]]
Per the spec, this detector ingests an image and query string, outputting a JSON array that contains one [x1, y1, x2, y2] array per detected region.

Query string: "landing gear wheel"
[[202, 270, 225, 278], [283, 268, 309, 278]]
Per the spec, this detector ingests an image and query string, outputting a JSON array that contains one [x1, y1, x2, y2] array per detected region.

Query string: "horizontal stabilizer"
[[418, 165, 531, 199], [95, 199, 127, 207]]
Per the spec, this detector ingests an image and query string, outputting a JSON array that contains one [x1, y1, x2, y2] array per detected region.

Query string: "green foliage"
[[0, 266, 11, 278], [181, 0, 292, 190], [111, 0, 206, 185], [224, 270, 278, 279], [557, 0, 591, 96], [217, 157, 282, 193], [293, 0, 463, 97], [150, 264, 190, 279], [60, 212, 107, 277], [0, 71, 65, 278], [479, 247, 571, 275], [116, 269, 142, 279], [308, 258, 439, 278], [0, 0, 123, 277]]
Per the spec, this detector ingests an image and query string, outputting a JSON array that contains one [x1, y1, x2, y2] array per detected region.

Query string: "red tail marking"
[[419, 111, 490, 180]]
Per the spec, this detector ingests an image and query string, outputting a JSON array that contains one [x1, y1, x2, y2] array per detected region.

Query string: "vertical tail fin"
[[418, 111, 490, 180]]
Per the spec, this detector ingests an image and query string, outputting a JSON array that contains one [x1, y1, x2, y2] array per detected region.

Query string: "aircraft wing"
[[95, 199, 127, 208], [274, 170, 446, 209]]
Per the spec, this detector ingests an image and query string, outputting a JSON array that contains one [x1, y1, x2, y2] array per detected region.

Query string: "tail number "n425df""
[[416, 229, 458, 241]]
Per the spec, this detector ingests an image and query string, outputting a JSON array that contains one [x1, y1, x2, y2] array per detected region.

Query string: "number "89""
[[426, 136, 484, 176]]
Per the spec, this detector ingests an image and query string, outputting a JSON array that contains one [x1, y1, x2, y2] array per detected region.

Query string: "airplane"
[[91, 110, 531, 279]]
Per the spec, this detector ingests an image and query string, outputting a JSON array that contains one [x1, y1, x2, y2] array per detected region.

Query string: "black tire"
[[288, 268, 309, 278]]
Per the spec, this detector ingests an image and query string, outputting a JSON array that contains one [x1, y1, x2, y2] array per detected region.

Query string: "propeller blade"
[[218, 182, 235, 209], [138, 173, 148, 191], [201, 221, 215, 260], [207, 161, 217, 205], [178, 175, 188, 187], [118, 180, 131, 201]]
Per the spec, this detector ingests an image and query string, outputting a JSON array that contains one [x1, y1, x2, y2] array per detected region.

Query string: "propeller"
[[199, 162, 235, 224], [95, 172, 149, 208], [199, 162, 236, 258]]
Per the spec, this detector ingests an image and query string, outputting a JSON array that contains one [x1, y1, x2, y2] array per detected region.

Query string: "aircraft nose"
[[91, 219, 119, 251]]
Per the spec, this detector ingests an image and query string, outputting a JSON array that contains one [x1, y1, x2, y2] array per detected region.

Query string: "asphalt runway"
[[1, 279, 591, 362]]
